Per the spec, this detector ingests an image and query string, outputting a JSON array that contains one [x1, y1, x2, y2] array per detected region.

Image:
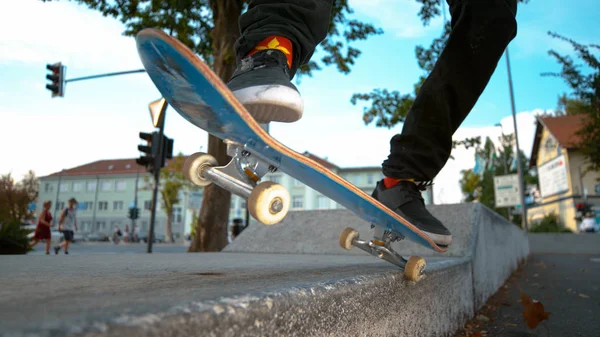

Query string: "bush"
[[530, 213, 572, 233], [0, 220, 33, 254]]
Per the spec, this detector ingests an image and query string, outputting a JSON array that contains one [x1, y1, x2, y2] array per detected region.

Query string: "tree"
[[458, 135, 539, 223], [47, 0, 382, 251], [159, 154, 192, 243], [0, 171, 39, 223], [459, 169, 481, 202], [352, 0, 529, 155], [542, 32, 600, 178]]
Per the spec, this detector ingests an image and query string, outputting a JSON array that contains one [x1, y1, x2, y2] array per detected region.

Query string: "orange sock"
[[247, 35, 293, 68], [383, 177, 414, 189]]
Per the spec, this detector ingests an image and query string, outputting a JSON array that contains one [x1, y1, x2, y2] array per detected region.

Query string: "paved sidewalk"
[[453, 254, 600, 337]]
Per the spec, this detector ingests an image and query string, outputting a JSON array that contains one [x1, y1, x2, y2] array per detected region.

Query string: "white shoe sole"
[[233, 85, 303, 123]]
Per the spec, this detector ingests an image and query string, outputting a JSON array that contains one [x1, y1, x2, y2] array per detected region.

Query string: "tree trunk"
[[165, 213, 173, 243], [189, 0, 243, 252]]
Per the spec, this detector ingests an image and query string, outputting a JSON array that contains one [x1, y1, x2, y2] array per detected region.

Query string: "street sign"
[[493, 174, 521, 207], [538, 155, 569, 198]]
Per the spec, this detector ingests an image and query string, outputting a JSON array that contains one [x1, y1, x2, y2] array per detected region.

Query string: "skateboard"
[[136, 28, 447, 281]]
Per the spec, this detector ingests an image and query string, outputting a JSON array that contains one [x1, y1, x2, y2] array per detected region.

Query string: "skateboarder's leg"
[[373, 0, 518, 246], [228, 0, 334, 123]]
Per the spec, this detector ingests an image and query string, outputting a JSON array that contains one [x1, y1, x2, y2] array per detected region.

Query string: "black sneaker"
[[53, 246, 60, 255], [227, 49, 303, 123], [372, 180, 452, 247]]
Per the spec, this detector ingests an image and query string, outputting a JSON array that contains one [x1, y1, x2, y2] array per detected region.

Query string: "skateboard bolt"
[[241, 150, 250, 157], [268, 166, 277, 173], [269, 197, 283, 214]]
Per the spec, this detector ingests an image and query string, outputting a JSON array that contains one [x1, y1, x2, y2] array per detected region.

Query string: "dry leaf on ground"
[[520, 290, 551, 329]]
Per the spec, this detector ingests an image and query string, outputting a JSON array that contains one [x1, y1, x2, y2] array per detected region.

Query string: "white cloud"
[[0, 0, 142, 71], [351, 0, 445, 38], [432, 110, 541, 204]]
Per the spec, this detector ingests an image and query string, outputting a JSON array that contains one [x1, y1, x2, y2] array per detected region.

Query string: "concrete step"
[[0, 203, 529, 337]]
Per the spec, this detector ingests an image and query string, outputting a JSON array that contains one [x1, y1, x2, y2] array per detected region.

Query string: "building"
[[37, 152, 433, 241], [527, 114, 600, 231]]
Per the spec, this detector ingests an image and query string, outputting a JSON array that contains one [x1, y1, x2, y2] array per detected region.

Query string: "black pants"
[[235, 0, 518, 181]]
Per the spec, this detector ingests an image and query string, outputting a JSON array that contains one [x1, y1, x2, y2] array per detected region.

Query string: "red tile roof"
[[43, 152, 341, 178], [529, 114, 588, 167], [540, 114, 586, 148], [44, 158, 150, 178], [302, 151, 339, 170]]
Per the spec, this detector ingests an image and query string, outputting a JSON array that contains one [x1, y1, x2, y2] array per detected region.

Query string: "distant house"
[[37, 152, 434, 241], [527, 114, 600, 231]]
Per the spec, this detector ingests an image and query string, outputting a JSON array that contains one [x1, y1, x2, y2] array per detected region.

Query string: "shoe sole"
[[420, 230, 452, 247], [233, 85, 303, 123]]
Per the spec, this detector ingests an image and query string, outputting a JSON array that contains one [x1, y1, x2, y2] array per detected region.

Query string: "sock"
[[383, 177, 414, 189], [247, 35, 293, 68]]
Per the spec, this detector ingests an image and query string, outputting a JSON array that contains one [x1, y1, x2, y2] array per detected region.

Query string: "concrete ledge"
[[224, 204, 479, 257], [528, 233, 600, 254], [80, 259, 473, 337], [0, 203, 529, 337]]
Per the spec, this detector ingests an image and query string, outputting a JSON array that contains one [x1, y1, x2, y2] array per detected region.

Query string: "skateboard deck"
[[136, 28, 447, 255]]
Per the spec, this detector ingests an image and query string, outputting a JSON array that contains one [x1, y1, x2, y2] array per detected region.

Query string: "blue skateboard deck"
[[136, 28, 446, 253]]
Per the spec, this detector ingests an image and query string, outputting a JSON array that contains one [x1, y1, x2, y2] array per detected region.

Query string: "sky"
[[1, 0, 598, 204]]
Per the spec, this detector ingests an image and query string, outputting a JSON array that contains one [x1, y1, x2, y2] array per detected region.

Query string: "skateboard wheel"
[[404, 256, 426, 282], [339, 227, 359, 250], [184, 152, 218, 187], [248, 181, 290, 225]]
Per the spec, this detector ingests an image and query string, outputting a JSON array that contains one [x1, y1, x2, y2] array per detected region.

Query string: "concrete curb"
[[0, 203, 529, 337], [76, 259, 473, 337], [528, 233, 600, 254]]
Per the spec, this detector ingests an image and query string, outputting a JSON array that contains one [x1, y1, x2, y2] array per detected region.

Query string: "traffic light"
[[128, 207, 140, 220], [136, 131, 159, 171], [163, 136, 174, 160], [46, 62, 65, 97]]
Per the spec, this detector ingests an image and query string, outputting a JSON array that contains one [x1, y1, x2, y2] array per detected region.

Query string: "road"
[[453, 253, 600, 337], [28, 241, 189, 255]]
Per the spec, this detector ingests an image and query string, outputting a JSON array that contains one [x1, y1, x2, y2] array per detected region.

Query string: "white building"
[[37, 152, 433, 241]]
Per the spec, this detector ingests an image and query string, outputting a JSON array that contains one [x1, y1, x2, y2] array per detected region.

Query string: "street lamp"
[[505, 47, 527, 231]]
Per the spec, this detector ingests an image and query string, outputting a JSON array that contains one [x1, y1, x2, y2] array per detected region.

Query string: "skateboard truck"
[[339, 227, 427, 282], [183, 141, 290, 226]]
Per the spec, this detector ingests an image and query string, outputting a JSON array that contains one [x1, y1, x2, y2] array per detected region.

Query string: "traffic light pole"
[[147, 105, 167, 253]]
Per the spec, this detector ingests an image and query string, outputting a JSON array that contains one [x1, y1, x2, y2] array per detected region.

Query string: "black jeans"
[[235, 0, 518, 181]]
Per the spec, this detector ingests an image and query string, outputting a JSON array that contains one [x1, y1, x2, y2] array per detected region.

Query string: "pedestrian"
[[579, 212, 599, 233], [29, 200, 53, 254], [124, 224, 130, 243], [54, 198, 78, 255], [226, 0, 518, 247]]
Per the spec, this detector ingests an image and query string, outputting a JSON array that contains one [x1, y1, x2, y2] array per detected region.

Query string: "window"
[[55, 202, 65, 211], [144, 200, 152, 210], [317, 196, 328, 209], [353, 175, 361, 185], [81, 221, 91, 231], [116, 180, 126, 191], [113, 201, 124, 210], [60, 183, 69, 192], [270, 175, 281, 184], [292, 195, 303, 209], [99, 201, 108, 211], [367, 174, 374, 185], [96, 221, 106, 231], [72, 182, 84, 192], [241, 200, 247, 209], [173, 207, 182, 223], [101, 181, 112, 191], [84, 201, 94, 211], [44, 183, 53, 193]]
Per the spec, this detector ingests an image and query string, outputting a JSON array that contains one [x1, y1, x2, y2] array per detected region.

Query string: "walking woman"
[[29, 200, 53, 254]]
